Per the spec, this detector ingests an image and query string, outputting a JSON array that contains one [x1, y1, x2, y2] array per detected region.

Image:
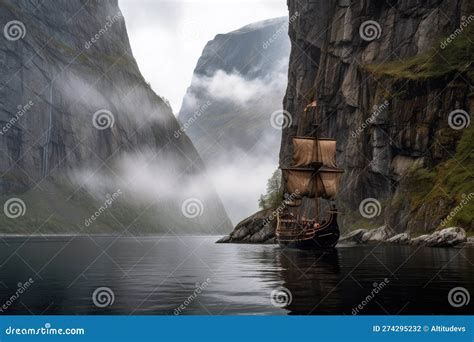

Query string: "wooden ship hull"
[[275, 101, 343, 251], [276, 210, 340, 250]]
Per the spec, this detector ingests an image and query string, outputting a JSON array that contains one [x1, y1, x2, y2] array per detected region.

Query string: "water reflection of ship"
[[275, 248, 342, 314]]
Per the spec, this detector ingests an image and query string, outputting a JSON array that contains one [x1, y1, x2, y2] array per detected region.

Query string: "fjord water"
[[0, 236, 472, 315]]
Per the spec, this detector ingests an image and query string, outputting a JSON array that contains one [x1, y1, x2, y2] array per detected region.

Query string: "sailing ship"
[[276, 101, 344, 250]]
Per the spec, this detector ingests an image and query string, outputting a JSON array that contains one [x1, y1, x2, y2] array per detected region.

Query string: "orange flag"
[[304, 100, 317, 112]]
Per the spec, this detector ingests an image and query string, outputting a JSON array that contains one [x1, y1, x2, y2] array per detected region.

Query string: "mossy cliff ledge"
[[220, 0, 473, 244]]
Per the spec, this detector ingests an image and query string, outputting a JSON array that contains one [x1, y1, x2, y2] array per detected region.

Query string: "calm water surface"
[[0, 235, 472, 315]]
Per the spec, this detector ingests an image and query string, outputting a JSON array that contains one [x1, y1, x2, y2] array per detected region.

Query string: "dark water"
[[0, 235, 472, 315]]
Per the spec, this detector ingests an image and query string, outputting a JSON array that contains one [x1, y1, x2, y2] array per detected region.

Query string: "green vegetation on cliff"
[[258, 169, 283, 210], [366, 24, 474, 80], [406, 125, 474, 230]]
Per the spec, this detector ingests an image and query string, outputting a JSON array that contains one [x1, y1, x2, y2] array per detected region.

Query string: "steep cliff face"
[[220, 0, 473, 243], [0, 0, 231, 233], [283, 0, 473, 233], [178, 17, 291, 223]]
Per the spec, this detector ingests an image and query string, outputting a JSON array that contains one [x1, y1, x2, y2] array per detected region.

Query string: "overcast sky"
[[119, 0, 288, 114]]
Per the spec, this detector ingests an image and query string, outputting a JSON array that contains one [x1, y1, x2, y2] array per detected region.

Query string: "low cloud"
[[190, 68, 286, 105], [56, 71, 173, 127], [207, 144, 279, 224], [188, 59, 287, 109], [72, 149, 214, 204], [178, 64, 287, 224]]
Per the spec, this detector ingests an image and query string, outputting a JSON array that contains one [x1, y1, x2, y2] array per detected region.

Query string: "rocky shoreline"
[[216, 208, 277, 244], [217, 213, 473, 248], [339, 226, 472, 248]]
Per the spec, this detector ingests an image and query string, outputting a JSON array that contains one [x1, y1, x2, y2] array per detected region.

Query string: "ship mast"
[[281, 100, 343, 225], [310, 104, 320, 224]]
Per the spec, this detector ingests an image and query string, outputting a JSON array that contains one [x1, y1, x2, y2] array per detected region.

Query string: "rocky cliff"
[[178, 17, 291, 223], [220, 0, 473, 243], [283, 0, 473, 234], [0, 0, 231, 234]]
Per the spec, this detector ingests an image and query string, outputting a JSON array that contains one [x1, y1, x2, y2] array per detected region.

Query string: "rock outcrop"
[[385, 233, 410, 244], [421, 227, 467, 247], [0, 0, 231, 234], [361, 226, 393, 243], [217, 208, 276, 244], [339, 226, 468, 247], [339, 228, 367, 243]]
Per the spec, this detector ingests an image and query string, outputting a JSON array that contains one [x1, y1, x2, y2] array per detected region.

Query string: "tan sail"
[[276, 100, 343, 249], [316, 169, 343, 200], [282, 169, 316, 198], [293, 137, 336, 168]]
